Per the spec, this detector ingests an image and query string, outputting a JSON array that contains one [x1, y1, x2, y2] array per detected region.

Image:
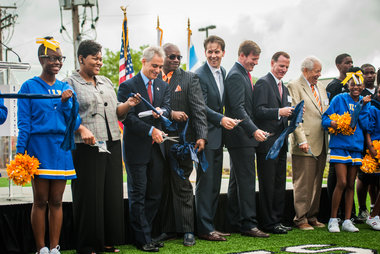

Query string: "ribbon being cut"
[[266, 100, 304, 160], [168, 119, 208, 179], [0, 92, 79, 151]]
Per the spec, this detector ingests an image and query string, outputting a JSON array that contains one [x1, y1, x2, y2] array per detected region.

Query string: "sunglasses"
[[39, 55, 66, 63], [167, 54, 182, 61]]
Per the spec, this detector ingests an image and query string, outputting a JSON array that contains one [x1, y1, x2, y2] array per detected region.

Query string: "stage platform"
[[0, 176, 330, 253]]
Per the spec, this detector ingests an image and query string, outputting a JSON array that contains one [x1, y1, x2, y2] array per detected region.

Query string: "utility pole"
[[0, 4, 17, 61], [72, 4, 80, 69]]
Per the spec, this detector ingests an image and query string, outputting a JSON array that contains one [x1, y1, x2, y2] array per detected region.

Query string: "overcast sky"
[[2, 0, 380, 84]]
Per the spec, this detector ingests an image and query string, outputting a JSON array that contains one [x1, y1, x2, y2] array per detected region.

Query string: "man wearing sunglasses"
[[156, 43, 207, 247]]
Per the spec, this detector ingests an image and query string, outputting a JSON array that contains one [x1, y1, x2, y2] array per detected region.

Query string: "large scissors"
[[162, 134, 179, 143]]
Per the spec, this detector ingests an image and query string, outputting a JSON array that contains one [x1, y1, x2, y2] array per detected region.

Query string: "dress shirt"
[[140, 71, 155, 98], [63, 72, 123, 143], [269, 72, 283, 119], [207, 61, 224, 100]]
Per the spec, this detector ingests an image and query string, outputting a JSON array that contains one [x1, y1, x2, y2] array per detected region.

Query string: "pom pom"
[[328, 112, 355, 136], [6, 152, 40, 186]]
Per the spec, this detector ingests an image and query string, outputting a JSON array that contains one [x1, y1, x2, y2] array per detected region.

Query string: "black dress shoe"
[[279, 224, 292, 231], [151, 241, 164, 248], [183, 233, 196, 246], [268, 225, 287, 234], [152, 232, 177, 242], [137, 243, 159, 252]]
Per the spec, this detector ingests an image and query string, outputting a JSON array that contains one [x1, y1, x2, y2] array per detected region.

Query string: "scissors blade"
[[162, 135, 179, 143], [307, 147, 318, 160]]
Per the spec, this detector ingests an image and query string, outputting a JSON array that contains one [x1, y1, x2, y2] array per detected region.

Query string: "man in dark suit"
[[158, 43, 208, 246], [117, 46, 170, 252], [224, 40, 269, 238], [253, 51, 293, 234], [194, 36, 237, 241]]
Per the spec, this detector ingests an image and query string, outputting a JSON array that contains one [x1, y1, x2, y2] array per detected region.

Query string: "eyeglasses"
[[39, 55, 66, 63], [167, 54, 182, 61], [349, 83, 363, 87]]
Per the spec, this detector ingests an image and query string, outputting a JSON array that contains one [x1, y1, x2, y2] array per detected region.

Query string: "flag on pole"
[[187, 18, 199, 71], [157, 16, 163, 46], [119, 7, 134, 85]]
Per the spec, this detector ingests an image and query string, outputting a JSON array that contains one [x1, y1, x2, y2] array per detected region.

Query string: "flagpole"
[[157, 16, 163, 46], [187, 18, 191, 71], [120, 6, 128, 59]]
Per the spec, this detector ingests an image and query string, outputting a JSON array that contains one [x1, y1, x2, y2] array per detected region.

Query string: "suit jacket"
[[195, 63, 226, 149], [253, 72, 291, 153], [117, 72, 171, 164], [161, 68, 208, 142], [224, 62, 258, 149], [287, 75, 329, 157]]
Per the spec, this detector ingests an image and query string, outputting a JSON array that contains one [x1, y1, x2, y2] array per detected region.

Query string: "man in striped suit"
[[158, 43, 208, 246]]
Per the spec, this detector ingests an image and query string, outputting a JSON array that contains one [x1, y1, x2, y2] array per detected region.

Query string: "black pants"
[[71, 141, 124, 253]]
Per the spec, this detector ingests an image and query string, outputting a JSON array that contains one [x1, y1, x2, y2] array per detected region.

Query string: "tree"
[[99, 45, 149, 89]]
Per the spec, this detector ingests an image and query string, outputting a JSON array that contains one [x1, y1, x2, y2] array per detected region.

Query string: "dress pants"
[[292, 147, 326, 225], [160, 140, 194, 233], [195, 146, 223, 235], [257, 146, 287, 230], [226, 147, 257, 232], [126, 143, 164, 246], [71, 141, 124, 253]]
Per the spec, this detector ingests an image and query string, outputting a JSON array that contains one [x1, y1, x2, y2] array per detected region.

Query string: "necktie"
[[248, 72, 253, 90], [311, 84, 322, 111], [147, 80, 153, 104], [216, 70, 224, 100], [278, 81, 283, 100]]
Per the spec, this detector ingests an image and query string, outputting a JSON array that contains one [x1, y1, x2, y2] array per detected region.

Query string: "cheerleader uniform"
[[322, 93, 370, 165], [16, 76, 77, 180]]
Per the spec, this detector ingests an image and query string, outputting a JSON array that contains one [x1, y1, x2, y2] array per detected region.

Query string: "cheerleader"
[[0, 90, 7, 124], [322, 67, 371, 233], [365, 88, 380, 230], [16, 37, 78, 254]]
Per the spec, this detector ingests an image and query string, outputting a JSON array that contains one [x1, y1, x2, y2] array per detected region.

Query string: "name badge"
[[287, 95, 292, 103]]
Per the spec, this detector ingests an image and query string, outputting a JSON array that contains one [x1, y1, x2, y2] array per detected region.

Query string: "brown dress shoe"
[[297, 223, 314, 230], [199, 232, 227, 241], [241, 227, 270, 238], [309, 220, 325, 228], [214, 230, 231, 236]]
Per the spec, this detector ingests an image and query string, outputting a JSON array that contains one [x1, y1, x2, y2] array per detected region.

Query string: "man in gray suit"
[[158, 43, 208, 246], [194, 36, 237, 241]]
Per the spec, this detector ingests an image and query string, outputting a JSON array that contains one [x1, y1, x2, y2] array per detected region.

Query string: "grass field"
[[59, 224, 379, 253]]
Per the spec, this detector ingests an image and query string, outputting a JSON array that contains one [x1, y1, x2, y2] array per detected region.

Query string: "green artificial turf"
[[60, 224, 379, 253]]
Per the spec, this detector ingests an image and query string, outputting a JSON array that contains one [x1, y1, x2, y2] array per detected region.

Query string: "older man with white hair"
[[287, 56, 329, 230]]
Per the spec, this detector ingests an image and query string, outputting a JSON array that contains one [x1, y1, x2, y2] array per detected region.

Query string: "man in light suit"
[[158, 43, 208, 246], [194, 35, 237, 241], [224, 40, 269, 238], [117, 46, 170, 252], [287, 56, 328, 230], [253, 51, 293, 234]]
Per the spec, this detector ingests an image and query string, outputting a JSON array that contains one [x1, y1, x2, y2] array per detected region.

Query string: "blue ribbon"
[[0, 93, 79, 151], [127, 93, 177, 131], [266, 100, 304, 160], [349, 99, 363, 129], [168, 119, 208, 179], [371, 99, 380, 110]]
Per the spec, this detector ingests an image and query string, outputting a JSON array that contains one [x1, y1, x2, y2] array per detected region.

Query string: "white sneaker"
[[342, 219, 359, 232], [328, 218, 340, 233], [50, 245, 61, 254], [366, 216, 380, 230], [36, 247, 49, 254]]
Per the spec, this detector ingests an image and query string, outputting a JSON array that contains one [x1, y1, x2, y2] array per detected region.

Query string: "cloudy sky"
[[2, 0, 380, 84]]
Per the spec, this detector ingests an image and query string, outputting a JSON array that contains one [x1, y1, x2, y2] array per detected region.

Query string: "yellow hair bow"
[[36, 38, 60, 55], [341, 70, 364, 85]]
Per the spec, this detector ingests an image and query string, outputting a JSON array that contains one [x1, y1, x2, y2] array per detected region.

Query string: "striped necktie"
[[311, 84, 322, 111]]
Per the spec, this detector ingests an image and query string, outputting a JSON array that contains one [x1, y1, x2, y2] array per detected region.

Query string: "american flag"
[[119, 13, 134, 85]]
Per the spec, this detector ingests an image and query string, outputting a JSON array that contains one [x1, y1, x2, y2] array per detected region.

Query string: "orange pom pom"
[[6, 152, 40, 186], [328, 112, 355, 136]]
